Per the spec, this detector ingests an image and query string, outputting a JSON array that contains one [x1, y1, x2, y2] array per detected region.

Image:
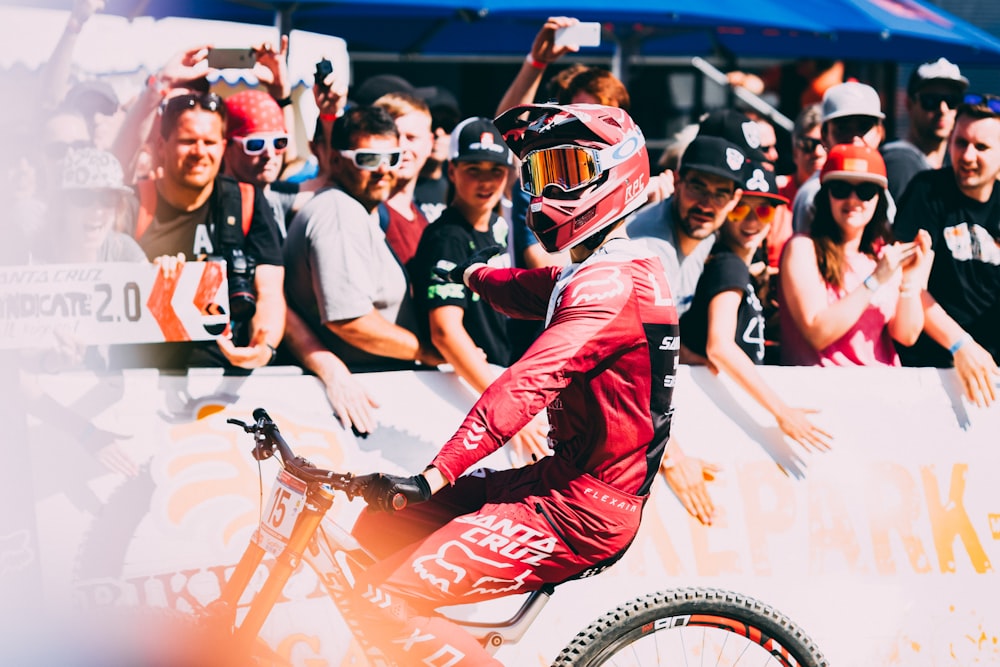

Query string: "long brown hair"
[[810, 181, 892, 290]]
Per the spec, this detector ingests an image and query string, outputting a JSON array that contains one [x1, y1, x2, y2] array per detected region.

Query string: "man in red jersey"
[[347, 103, 679, 666]]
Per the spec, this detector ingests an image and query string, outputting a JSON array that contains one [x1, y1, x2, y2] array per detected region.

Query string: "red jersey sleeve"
[[431, 261, 640, 483], [466, 265, 562, 320]]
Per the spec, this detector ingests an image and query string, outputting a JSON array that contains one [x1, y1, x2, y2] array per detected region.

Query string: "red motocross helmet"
[[494, 103, 649, 253]]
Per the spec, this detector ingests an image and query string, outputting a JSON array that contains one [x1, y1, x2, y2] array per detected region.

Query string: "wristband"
[[525, 54, 548, 70], [275, 95, 293, 108], [862, 274, 881, 292], [948, 334, 971, 356], [266, 344, 278, 366], [319, 112, 339, 122]]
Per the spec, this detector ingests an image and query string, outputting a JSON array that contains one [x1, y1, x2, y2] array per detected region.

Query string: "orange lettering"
[[867, 463, 930, 574], [808, 478, 863, 574], [921, 464, 991, 573], [739, 462, 795, 575]]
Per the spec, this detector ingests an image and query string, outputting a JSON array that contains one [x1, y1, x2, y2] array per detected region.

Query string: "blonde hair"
[[373, 92, 430, 120]]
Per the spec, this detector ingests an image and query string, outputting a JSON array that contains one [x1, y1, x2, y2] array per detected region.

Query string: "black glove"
[[359, 473, 432, 512], [432, 245, 505, 284]]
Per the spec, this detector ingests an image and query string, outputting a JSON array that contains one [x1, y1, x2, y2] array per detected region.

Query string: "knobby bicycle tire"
[[551, 587, 828, 667]]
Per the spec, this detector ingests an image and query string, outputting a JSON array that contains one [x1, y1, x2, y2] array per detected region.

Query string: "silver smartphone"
[[554, 22, 602, 48], [207, 48, 257, 70]]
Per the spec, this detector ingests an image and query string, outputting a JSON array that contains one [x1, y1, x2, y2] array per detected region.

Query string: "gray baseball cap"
[[821, 82, 885, 123]]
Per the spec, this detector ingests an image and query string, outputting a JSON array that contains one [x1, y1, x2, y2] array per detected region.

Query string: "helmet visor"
[[519, 130, 644, 197]]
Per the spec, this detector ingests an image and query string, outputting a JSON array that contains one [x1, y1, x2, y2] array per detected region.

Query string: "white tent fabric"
[[1, 7, 350, 89]]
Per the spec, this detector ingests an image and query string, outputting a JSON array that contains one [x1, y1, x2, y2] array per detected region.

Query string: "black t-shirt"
[[680, 243, 766, 363], [894, 167, 1000, 366], [137, 177, 282, 267], [408, 207, 513, 366]]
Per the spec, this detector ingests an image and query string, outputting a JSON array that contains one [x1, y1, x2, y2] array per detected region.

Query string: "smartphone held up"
[[206, 47, 257, 70], [554, 22, 602, 48]]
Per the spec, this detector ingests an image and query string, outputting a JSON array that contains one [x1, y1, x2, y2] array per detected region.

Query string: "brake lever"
[[227, 418, 252, 432]]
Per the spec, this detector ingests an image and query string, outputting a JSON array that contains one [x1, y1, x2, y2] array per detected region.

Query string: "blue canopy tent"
[[11, 0, 1000, 64]]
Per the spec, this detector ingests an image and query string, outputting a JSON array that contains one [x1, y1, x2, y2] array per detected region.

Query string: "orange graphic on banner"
[[193, 261, 224, 313], [147, 264, 188, 341]]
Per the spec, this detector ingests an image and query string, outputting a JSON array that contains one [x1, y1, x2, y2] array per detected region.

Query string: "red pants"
[[350, 456, 646, 665]]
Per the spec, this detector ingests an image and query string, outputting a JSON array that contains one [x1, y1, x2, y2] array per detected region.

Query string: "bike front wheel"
[[552, 587, 828, 667]]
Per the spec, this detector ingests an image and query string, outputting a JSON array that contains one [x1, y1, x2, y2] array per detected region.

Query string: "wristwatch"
[[862, 274, 881, 292]]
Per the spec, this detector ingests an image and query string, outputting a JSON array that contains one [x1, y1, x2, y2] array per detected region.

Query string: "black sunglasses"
[[827, 180, 881, 202], [159, 93, 227, 128], [917, 93, 964, 112], [43, 139, 93, 160], [795, 137, 824, 153], [963, 93, 1000, 115]]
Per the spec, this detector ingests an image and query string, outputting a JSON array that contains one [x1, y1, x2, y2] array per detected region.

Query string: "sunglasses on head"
[[159, 92, 226, 127], [339, 148, 402, 171], [794, 137, 825, 154], [729, 202, 778, 224], [235, 134, 289, 156], [963, 93, 1000, 115], [827, 180, 881, 201], [916, 92, 963, 112]]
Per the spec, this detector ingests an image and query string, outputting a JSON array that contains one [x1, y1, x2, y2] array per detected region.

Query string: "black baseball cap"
[[679, 136, 747, 184], [352, 74, 416, 106], [449, 117, 512, 165], [697, 109, 765, 162]]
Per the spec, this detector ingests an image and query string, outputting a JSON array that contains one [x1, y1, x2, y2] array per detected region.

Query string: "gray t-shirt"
[[283, 185, 418, 371], [626, 197, 715, 316]]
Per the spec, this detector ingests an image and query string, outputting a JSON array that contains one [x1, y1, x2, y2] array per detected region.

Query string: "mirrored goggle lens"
[[344, 149, 402, 170], [242, 136, 289, 155], [520, 146, 600, 196], [729, 203, 777, 224]]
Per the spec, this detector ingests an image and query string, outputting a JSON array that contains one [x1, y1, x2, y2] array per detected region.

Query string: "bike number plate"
[[254, 469, 307, 557]]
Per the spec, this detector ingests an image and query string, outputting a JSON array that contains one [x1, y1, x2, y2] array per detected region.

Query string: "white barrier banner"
[[0, 261, 230, 348], [0, 364, 997, 665]]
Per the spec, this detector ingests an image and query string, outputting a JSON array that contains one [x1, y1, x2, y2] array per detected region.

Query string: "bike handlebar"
[[228, 409, 367, 500]]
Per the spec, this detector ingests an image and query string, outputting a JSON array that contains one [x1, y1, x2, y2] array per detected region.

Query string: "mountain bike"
[[177, 407, 829, 667]]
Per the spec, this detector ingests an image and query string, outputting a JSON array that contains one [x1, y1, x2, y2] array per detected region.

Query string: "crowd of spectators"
[[7, 4, 1000, 520]]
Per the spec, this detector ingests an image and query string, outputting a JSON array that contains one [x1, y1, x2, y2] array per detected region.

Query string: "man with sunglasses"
[[123, 91, 286, 372], [791, 81, 887, 235], [223, 90, 297, 239], [894, 94, 1000, 407], [627, 135, 747, 317], [882, 58, 968, 203], [283, 105, 444, 375]]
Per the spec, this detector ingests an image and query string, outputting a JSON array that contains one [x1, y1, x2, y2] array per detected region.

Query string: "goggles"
[[963, 93, 1000, 115], [827, 180, 881, 201], [519, 131, 643, 197], [235, 134, 289, 156], [729, 202, 778, 224], [340, 148, 402, 171], [916, 92, 963, 112]]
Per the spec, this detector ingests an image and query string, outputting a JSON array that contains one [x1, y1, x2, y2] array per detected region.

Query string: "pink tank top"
[[781, 251, 901, 367]]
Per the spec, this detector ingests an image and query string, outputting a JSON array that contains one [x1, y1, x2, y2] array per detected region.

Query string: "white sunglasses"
[[339, 148, 402, 171]]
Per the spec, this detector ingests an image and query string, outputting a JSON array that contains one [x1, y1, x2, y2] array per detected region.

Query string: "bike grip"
[[253, 407, 272, 423], [391, 493, 407, 511]]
